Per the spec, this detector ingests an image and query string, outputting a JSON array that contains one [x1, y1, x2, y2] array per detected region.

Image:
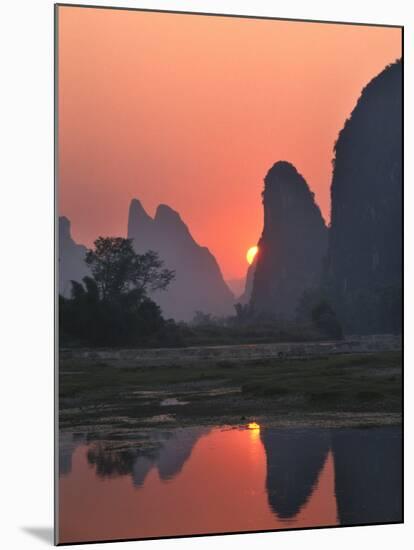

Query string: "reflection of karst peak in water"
[[260, 426, 402, 524], [58, 426, 402, 543], [260, 428, 330, 519], [132, 427, 210, 486], [62, 427, 210, 486], [332, 426, 402, 525]]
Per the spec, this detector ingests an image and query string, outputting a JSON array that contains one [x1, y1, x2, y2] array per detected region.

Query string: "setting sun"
[[246, 246, 259, 265]]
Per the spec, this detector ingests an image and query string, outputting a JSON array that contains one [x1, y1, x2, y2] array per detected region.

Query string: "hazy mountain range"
[[248, 60, 401, 333], [59, 216, 89, 298], [59, 59, 401, 334], [59, 201, 235, 322], [127, 199, 235, 321]]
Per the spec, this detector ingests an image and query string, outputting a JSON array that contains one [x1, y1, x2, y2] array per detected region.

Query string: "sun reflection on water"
[[247, 422, 261, 438]]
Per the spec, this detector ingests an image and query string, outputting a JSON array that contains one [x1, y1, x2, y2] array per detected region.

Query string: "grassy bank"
[[59, 350, 402, 434]]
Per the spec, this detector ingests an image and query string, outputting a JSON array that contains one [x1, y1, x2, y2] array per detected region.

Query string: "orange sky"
[[58, 6, 401, 279]]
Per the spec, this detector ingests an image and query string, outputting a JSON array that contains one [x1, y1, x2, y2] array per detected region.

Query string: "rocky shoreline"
[[60, 334, 402, 367]]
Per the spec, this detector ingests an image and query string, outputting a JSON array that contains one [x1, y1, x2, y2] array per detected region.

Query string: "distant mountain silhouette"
[[226, 277, 246, 298], [328, 60, 402, 334], [128, 199, 234, 321], [227, 257, 257, 303], [332, 427, 402, 525], [261, 428, 330, 519], [238, 262, 256, 304], [250, 162, 328, 319], [59, 216, 89, 297]]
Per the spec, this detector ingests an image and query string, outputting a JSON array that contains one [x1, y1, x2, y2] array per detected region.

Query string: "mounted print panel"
[[56, 4, 403, 545]]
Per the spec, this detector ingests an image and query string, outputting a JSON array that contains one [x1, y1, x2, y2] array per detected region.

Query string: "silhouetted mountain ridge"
[[59, 216, 89, 298], [128, 199, 235, 321], [327, 59, 402, 333], [250, 161, 328, 319]]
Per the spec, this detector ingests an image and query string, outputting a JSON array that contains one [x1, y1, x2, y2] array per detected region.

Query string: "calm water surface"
[[58, 425, 401, 543]]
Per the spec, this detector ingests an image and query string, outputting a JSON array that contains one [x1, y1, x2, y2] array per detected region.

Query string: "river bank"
[[59, 348, 402, 448]]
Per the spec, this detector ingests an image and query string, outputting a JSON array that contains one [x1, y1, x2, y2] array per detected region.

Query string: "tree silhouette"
[[85, 237, 174, 300], [59, 237, 177, 347]]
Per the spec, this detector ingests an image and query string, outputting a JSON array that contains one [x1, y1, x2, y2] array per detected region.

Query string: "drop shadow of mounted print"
[[56, 4, 403, 545]]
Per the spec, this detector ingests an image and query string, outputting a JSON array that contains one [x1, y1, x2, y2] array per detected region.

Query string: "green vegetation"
[[296, 288, 343, 339], [59, 237, 180, 347], [59, 237, 346, 349], [176, 319, 331, 347], [59, 351, 402, 432]]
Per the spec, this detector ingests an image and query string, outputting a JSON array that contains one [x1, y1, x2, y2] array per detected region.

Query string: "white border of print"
[[0, 1, 411, 549]]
